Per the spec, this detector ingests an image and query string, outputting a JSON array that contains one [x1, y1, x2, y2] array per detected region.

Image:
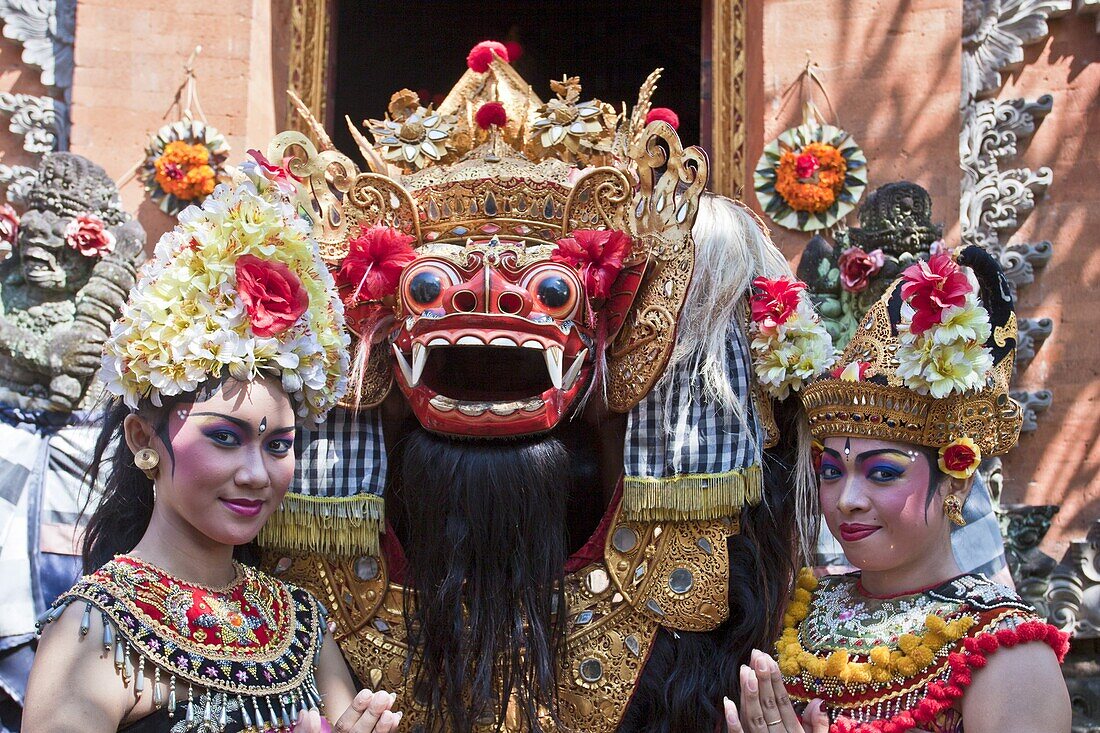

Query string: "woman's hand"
[[294, 690, 402, 733], [723, 649, 828, 733]]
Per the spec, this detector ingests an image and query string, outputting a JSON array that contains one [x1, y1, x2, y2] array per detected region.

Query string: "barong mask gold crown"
[[800, 244, 1023, 471], [266, 41, 708, 437]]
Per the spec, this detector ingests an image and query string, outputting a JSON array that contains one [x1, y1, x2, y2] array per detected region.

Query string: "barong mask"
[[267, 51, 707, 437]]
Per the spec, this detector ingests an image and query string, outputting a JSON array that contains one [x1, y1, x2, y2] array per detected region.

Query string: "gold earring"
[[943, 494, 966, 527], [134, 448, 160, 478]]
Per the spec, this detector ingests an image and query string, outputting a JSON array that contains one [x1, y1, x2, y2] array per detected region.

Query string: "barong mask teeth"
[[800, 244, 1023, 459], [99, 181, 350, 424], [267, 53, 708, 436]]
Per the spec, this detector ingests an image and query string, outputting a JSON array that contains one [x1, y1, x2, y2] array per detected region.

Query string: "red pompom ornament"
[[475, 101, 508, 130], [466, 41, 509, 73], [645, 107, 680, 130], [503, 40, 524, 62]]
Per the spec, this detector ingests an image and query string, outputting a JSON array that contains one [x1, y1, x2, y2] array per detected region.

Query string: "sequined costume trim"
[[778, 572, 1069, 733], [38, 555, 327, 732]]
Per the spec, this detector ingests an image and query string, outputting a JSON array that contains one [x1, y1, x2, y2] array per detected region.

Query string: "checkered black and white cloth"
[[625, 323, 762, 482], [292, 406, 387, 499]]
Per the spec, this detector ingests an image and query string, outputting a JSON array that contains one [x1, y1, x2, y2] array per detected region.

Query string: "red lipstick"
[[839, 522, 881, 542], [220, 498, 263, 517]]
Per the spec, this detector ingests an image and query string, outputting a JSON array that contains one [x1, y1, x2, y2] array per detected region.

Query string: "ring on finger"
[[765, 720, 783, 727]]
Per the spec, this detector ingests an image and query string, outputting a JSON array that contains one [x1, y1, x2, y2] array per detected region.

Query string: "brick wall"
[[68, 0, 287, 245]]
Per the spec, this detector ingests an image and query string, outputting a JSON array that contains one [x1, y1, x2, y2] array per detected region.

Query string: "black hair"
[[393, 429, 570, 733], [618, 396, 803, 732]]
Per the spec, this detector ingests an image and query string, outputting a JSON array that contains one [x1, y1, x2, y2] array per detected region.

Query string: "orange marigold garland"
[[141, 117, 229, 216], [754, 123, 867, 232]]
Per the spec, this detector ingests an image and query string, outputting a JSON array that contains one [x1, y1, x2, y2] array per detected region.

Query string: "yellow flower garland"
[[777, 568, 975, 685]]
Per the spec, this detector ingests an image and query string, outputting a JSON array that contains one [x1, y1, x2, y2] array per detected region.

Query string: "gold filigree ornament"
[[271, 56, 708, 414]]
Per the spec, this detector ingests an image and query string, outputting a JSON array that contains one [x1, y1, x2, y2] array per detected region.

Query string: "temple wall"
[[68, 0, 287, 245], [994, 13, 1100, 556]]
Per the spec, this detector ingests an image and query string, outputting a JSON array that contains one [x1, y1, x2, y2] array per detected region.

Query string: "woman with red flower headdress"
[[724, 247, 1070, 733], [23, 181, 403, 732]]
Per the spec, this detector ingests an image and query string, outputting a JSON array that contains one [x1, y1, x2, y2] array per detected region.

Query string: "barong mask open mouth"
[[391, 239, 594, 436]]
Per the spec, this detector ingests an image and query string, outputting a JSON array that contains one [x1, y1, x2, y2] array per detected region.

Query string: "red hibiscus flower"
[[795, 152, 820, 180], [337, 225, 416, 303], [838, 246, 885, 293], [551, 229, 632, 300], [901, 253, 972, 335], [751, 276, 806, 330], [247, 149, 301, 195], [64, 213, 116, 258], [235, 254, 310, 337]]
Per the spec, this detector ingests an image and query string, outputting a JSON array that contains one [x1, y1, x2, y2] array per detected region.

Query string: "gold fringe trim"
[[257, 493, 384, 556], [622, 464, 762, 521]]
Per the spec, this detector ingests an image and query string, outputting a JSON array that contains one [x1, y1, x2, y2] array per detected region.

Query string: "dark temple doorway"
[[330, 0, 704, 161]]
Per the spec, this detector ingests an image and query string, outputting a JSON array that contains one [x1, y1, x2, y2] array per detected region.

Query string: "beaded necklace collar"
[[39, 555, 327, 731]]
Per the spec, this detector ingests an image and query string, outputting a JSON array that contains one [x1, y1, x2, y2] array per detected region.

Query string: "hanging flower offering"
[[141, 117, 230, 216]]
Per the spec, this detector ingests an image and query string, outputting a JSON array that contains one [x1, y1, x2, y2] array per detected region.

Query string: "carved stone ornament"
[[0, 92, 67, 153], [0, 163, 37, 207], [962, 0, 1071, 103], [0, 0, 75, 93]]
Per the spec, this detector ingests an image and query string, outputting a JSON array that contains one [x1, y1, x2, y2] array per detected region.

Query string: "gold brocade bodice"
[[265, 502, 736, 732]]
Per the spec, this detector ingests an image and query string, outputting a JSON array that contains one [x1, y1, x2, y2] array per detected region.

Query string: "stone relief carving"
[[962, 0, 1071, 103], [0, 92, 67, 153], [0, 163, 37, 207], [0, 0, 75, 94], [0, 153, 144, 412]]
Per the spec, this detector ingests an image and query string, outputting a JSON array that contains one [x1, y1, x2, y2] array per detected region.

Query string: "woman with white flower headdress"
[[724, 246, 1071, 733], [22, 176, 402, 732]]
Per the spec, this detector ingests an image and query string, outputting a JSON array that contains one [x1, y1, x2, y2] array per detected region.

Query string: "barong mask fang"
[[269, 58, 708, 437]]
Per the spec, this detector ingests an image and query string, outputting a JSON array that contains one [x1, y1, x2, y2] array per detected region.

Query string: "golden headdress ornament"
[[800, 245, 1023, 473]]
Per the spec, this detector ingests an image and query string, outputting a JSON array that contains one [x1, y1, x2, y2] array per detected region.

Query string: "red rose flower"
[[475, 101, 508, 130], [838, 246, 885, 293], [235, 254, 310, 337], [466, 41, 509, 73], [795, 152, 820, 180], [0, 203, 18, 262], [337, 225, 416, 303], [64, 213, 116, 258], [750, 276, 806, 330], [938, 437, 981, 479], [551, 229, 632, 300], [901, 252, 972, 335]]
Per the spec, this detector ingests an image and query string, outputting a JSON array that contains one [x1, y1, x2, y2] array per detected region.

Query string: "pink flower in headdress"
[[235, 255, 309, 337], [551, 229, 632, 300], [337, 225, 416, 303], [247, 149, 301, 195], [838, 246, 885, 293], [0, 204, 18, 262], [645, 107, 680, 130], [795, 152, 820, 180], [64, 213, 116, 257], [751, 276, 806, 331], [901, 252, 971, 335]]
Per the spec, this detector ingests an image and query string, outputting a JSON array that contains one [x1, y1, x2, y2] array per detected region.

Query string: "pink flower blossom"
[[795, 152, 820, 180], [247, 149, 301, 195], [64, 213, 116, 258], [838, 246, 885, 293], [900, 252, 972, 335], [751, 276, 806, 331]]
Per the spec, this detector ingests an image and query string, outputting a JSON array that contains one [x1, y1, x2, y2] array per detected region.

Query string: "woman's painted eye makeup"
[[266, 436, 294, 455], [818, 459, 844, 480], [203, 426, 242, 447], [865, 462, 907, 483]]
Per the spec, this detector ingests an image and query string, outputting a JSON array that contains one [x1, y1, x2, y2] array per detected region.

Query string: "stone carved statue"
[[797, 181, 943, 348], [0, 153, 144, 412]]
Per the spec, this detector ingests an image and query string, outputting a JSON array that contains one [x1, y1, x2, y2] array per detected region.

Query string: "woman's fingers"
[[293, 708, 321, 733], [374, 710, 403, 732], [801, 700, 829, 733], [750, 650, 785, 732], [739, 663, 769, 733], [724, 696, 745, 733], [350, 692, 396, 733], [763, 652, 802, 732]]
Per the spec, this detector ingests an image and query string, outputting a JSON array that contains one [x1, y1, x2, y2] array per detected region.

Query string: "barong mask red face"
[[817, 436, 952, 574], [129, 377, 297, 548], [390, 240, 596, 437]]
